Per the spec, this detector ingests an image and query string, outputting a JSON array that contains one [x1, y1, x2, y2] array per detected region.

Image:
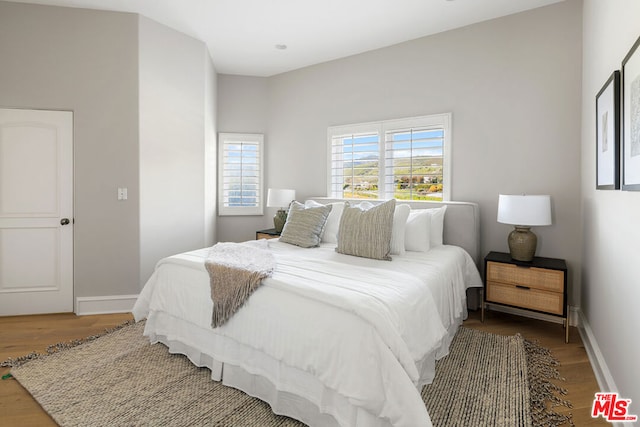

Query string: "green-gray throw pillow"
[[280, 201, 332, 248], [336, 199, 396, 260]]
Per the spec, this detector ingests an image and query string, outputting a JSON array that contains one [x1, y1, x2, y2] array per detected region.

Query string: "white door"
[[0, 108, 73, 315]]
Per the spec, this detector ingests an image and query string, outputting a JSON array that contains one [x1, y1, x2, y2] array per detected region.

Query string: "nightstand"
[[256, 228, 281, 240], [482, 251, 569, 343]]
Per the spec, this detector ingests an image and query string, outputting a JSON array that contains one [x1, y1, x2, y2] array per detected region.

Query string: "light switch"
[[118, 187, 128, 200]]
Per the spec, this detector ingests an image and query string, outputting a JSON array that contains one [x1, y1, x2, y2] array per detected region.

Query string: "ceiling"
[[9, 0, 564, 76]]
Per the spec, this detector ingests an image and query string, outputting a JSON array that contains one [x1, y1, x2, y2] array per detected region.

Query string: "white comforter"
[[133, 241, 482, 427]]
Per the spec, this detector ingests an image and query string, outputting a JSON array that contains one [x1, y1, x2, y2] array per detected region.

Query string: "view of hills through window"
[[334, 128, 444, 201]]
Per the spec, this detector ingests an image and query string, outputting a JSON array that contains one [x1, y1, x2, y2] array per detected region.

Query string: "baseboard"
[[576, 308, 618, 393], [484, 303, 579, 327], [75, 294, 139, 316], [576, 308, 629, 427]]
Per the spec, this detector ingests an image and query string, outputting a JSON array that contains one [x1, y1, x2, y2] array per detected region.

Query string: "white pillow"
[[404, 206, 448, 251], [404, 209, 432, 252], [390, 204, 411, 255], [352, 201, 374, 210], [305, 200, 345, 244], [427, 205, 447, 247]]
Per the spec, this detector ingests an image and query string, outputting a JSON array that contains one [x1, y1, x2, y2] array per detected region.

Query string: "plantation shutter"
[[218, 133, 264, 215], [383, 126, 445, 201], [327, 113, 451, 201], [330, 131, 380, 199]]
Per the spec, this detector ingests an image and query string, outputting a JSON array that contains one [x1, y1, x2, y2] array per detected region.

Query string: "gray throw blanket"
[[205, 241, 276, 328]]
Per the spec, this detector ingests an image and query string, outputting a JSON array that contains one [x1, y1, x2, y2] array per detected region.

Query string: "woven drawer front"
[[486, 282, 564, 315], [486, 262, 563, 292], [256, 233, 279, 240]]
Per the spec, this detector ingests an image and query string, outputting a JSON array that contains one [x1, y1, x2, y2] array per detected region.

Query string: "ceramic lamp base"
[[273, 209, 287, 233], [508, 226, 537, 262]]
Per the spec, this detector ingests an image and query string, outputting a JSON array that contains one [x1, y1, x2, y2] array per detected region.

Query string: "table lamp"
[[497, 194, 552, 262], [267, 188, 296, 233]]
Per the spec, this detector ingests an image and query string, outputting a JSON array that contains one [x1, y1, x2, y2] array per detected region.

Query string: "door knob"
[[60, 218, 70, 226]]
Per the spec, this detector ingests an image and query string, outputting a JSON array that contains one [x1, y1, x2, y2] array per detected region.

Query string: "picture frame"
[[622, 35, 640, 191], [596, 70, 620, 190]]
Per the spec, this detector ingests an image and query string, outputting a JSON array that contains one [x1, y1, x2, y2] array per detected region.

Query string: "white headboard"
[[309, 198, 481, 266]]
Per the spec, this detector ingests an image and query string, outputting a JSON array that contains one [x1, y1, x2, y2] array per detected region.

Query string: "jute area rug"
[[2, 322, 572, 427]]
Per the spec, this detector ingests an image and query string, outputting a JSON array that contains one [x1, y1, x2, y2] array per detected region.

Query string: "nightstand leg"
[[565, 307, 570, 344], [481, 290, 485, 323]]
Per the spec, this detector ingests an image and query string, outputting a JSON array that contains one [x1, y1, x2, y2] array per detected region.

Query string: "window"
[[218, 133, 264, 215], [329, 124, 381, 199], [328, 114, 451, 201]]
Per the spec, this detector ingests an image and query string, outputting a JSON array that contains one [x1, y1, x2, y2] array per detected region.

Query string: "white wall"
[[217, 1, 584, 304], [216, 75, 270, 242], [0, 1, 141, 298], [205, 54, 218, 247], [139, 16, 213, 285], [0, 2, 218, 305], [581, 0, 640, 404]]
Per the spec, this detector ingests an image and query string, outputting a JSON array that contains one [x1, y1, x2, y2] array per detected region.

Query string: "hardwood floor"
[[0, 312, 133, 427], [0, 311, 607, 426]]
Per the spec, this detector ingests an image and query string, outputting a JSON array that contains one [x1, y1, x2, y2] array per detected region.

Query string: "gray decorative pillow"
[[336, 199, 396, 260], [279, 201, 332, 248]]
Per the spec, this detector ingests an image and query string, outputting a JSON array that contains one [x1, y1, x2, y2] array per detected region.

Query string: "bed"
[[132, 199, 482, 427]]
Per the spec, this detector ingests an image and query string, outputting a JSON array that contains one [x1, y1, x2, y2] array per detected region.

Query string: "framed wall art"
[[622, 35, 640, 191], [596, 70, 620, 190]]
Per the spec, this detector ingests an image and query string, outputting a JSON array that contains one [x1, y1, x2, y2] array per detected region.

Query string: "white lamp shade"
[[497, 194, 552, 226], [267, 188, 296, 207]]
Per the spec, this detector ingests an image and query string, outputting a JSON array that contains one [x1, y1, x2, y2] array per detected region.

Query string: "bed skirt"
[[143, 310, 461, 427]]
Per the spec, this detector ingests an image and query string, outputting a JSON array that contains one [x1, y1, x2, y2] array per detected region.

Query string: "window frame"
[[218, 132, 264, 216], [326, 113, 452, 201]]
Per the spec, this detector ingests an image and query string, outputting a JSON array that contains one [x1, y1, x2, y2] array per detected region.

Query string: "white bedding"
[[133, 240, 482, 427]]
